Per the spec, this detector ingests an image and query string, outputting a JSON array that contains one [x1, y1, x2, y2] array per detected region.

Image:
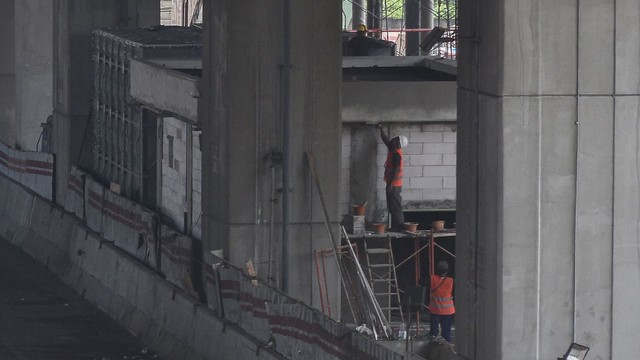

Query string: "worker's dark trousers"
[[386, 186, 405, 230]]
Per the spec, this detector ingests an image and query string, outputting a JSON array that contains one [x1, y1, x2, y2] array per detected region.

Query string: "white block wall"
[[161, 117, 201, 239], [160, 0, 200, 26], [341, 122, 457, 216], [160, 0, 172, 25]]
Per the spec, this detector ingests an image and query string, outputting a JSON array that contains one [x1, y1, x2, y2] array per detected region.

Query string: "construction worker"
[[376, 124, 407, 231], [349, 24, 373, 56], [429, 260, 455, 342]]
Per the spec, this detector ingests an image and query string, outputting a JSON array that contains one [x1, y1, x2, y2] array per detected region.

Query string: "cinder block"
[[411, 154, 442, 166], [423, 142, 456, 154], [424, 165, 456, 177], [402, 143, 423, 155], [443, 154, 456, 165], [411, 131, 443, 143], [443, 131, 457, 143], [423, 188, 456, 200], [403, 166, 423, 178], [422, 123, 445, 132], [444, 177, 456, 189], [344, 215, 365, 235], [410, 177, 443, 189]]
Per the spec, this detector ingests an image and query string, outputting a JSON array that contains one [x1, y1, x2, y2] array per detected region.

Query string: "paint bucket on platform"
[[431, 220, 445, 231], [352, 203, 366, 216], [404, 222, 419, 232], [372, 223, 386, 234]]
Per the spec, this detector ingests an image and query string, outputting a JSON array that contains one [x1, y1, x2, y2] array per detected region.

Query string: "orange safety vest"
[[429, 275, 455, 315], [384, 149, 403, 187]]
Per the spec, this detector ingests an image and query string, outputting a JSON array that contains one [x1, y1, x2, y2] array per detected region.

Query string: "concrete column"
[[421, 0, 434, 30], [15, 0, 53, 152], [0, 1, 15, 147], [51, 0, 158, 204], [351, 0, 366, 30], [202, 0, 341, 309], [420, 0, 434, 56], [405, 0, 420, 56], [458, 0, 635, 359]]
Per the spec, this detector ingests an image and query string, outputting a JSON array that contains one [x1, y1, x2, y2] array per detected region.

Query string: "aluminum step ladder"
[[364, 237, 404, 323]]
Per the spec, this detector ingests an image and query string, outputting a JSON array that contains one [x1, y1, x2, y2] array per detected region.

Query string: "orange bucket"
[[404, 222, 419, 232], [431, 220, 445, 231], [352, 204, 366, 216], [372, 223, 386, 234]]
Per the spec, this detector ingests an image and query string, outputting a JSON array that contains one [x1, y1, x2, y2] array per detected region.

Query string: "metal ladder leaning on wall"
[[364, 237, 404, 323]]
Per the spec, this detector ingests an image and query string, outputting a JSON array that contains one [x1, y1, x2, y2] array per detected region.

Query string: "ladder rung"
[[366, 248, 390, 254], [369, 264, 392, 268], [374, 292, 399, 296], [380, 306, 402, 310], [371, 279, 394, 282]]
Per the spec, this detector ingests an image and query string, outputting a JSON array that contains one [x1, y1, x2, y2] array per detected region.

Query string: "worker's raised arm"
[[376, 123, 391, 147]]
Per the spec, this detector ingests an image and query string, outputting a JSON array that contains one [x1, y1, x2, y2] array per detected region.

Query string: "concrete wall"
[[456, 0, 640, 359], [0, 173, 284, 360], [14, 0, 53, 152], [0, 1, 15, 147], [342, 123, 457, 222]]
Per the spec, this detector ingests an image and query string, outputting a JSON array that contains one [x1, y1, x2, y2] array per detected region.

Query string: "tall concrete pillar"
[[51, 0, 158, 204], [351, 0, 366, 29], [458, 0, 638, 359], [420, 0, 434, 56], [15, 0, 53, 152], [202, 0, 342, 309], [0, 1, 15, 147], [405, 0, 420, 56]]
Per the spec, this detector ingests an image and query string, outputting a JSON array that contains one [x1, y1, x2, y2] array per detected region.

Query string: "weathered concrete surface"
[[0, 173, 284, 360], [130, 59, 199, 123], [0, 238, 161, 360], [457, 0, 640, 359], [342, 81, 457, 123], [201, 0, 342, 311], [0, 1, 15, 147], [15, 0, 53, 151]]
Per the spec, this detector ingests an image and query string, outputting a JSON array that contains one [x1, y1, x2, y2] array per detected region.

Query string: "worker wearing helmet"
[[376, 124, 407, 231], [349, 24, 372, 56], [429, 261, 455, 343]]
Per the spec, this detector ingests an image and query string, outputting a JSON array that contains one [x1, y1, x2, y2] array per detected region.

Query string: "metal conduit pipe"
[[281, 0, 292, 293]]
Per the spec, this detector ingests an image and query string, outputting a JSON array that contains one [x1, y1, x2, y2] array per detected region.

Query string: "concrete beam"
[[130, 59, 200, 123], [342, 81, 457, 123], [342, 56, 457, 76]]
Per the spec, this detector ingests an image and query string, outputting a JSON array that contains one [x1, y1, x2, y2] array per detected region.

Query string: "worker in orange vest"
[[429, 260, 455, 342], [376, 124, 408, 231]]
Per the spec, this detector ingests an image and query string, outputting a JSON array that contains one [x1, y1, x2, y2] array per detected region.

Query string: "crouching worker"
[[429, 260, 455, 343]]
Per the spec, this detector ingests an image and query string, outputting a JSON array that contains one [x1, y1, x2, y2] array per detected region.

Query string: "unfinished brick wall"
[[341, 122, 457, 218], [161, 117, 202, 238]]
